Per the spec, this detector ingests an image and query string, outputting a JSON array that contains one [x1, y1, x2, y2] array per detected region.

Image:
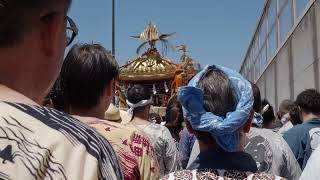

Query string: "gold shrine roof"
[[120, 48, 178, 82]]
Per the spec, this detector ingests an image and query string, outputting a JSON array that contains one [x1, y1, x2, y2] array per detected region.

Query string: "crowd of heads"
[[21, 38, 320, 178]]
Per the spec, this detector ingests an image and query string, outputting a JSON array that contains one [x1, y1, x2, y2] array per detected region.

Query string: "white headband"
[[261, 104, 270, 115], [126, 98, 153, 119]]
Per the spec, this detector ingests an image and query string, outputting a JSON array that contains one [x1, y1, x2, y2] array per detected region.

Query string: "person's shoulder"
[[157, 125, 175, 140], [88, 119, 154, 148], [283, 123, 305, 136], [247, 127, 271, 142], [0, 101, 123, 179], [145, 122, 170, 133], [179, 127, 190, 137], [82, 117, 147, 142], [160, 124, 172, 133], [252, 127, 283, 140], [160, 169, 285, 180], [258, 128, 293, 149], [300, 146, 320, 180]]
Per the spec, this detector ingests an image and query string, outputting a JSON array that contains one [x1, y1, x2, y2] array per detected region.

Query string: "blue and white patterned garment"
[[283, 119, 320, 169], [252, 113, 263, 128], [0, 101, 123, 180], [179, 128, 196, 169], [300, 145, 320, 180], [177, 65, 253, 152], [135, 123, 180, 177]]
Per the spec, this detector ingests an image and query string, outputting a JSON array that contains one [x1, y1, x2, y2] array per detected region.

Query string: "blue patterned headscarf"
[[252, 112, 264, 128], [177, 65, 253, 152]]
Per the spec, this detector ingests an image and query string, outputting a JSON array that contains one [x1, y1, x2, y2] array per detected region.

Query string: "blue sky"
[[68, 0, 264, 70]]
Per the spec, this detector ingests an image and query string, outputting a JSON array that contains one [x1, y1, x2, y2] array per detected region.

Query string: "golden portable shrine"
[[116, 23, 199, 110]]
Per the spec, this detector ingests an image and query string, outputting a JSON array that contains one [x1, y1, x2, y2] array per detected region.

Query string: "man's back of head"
[[178, 65, 253, 152], [250, 83, 262, 113], [194, 68, 237, 143], [0, 0, 74, 103], [261, 99, 276, 128], [172, 65, 284, 179], [198, 69, 237, 117], [58, 43, 119, 119], [296, 89, 320, 121], [278, 99, 294, 119], [55, 44, 162, 179], [282, 89, 320, 170], [0, 1, 69, 46]]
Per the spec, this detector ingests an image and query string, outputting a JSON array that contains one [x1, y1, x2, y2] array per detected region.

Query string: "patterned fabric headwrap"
[[252, 113, 263, 128], [177, 65, 253, 152]]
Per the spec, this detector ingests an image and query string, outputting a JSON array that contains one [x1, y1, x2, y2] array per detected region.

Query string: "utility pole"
[[112, 0, 115, 58], [112, 0, 116, 105]]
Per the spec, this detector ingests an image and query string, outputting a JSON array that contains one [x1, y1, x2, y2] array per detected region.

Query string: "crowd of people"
[[1, 1, 320, 180]]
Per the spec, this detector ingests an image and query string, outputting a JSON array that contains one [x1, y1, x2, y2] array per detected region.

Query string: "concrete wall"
[[316, 0, 320, 86], [255, 1, 320, 110]]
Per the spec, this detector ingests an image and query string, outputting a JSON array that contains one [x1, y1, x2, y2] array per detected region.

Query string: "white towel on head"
[[126, 98, 153, 118]]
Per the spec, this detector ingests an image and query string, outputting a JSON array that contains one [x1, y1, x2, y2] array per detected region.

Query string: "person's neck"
[[0, 50, 43, 104], [0, 80, 43, 103], [198, 140, 223, 152], [130, 109, 151, 125], [303, 113, 320, 122], [0, 84, 38, 105], [70, 105, 105, 120], [134, 108, 150, 120], [198, 133, 244, 153]]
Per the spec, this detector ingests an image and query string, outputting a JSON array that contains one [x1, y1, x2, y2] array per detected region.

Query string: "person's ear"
[[41, 15, 65, 58], [300, 110, 306, 122], [243, 110, 254, 133], [276, 111, 282, 120], [184, 119, 195, 134], [104, 79, 115, 97]]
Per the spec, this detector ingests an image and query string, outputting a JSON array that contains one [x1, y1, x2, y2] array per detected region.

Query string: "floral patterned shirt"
[[77, 116, 160, 180], [135, 123, 180, 177]]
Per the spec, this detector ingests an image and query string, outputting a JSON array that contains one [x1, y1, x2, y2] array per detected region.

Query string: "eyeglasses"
[[41, 13, 78, 47], [66, 16, 78, 46]]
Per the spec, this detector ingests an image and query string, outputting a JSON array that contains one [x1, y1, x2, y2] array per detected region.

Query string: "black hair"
[[0, 0, 72, 47], [251, 82, 262, 113], [126, 84, 151, 114], [261, 99, 275, 128], [49, 77, 67, 112], [127, 85, 151, 104], [289, 104, 302, 125], [59, 43, 119, 109], [165, 96, 184, 141], [150, 113, 163, 124], [295, 89, 320, 114]]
